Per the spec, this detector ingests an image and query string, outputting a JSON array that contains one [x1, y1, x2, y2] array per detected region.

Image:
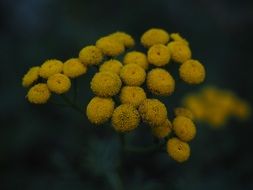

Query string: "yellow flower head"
[[232, 99, 251, 120], [179, 59, 205, 84], [152, 119, 172, 139], [63, 58, 87, 78], [22, 66, 40, 87], [173, 116, 196, 142], [123, 51, 149, 70], [141, 28, 169, 48], [147, 44, 171, 66], [174, 107, 194, 120], [183, 94, 205, 120], [47, 73, 71, 94], [147, 68, 175, 96], [138, 99, 167, 126], [170, 33, 189, 46], [86, 97, 115, 125], [99, 59, 123, 75], [90, 71, 122, 97], [39, 59, 63, 79], [27, 83, 51, 104], [96, 36, 125, 57], [168, 41, 191, 63], [167, 137, 190, 162], [79, 45, 103, 66], [112, 104, 140, 132], [109, 32, 135, 48], [120, 86, 146, 107], [120, 64, 146, 86]]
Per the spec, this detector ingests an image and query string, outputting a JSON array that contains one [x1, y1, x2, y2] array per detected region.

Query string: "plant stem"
[[61, 94, 83, 114]]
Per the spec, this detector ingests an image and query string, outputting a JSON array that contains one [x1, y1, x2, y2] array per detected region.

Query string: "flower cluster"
[[182, 86, 251, 128], [22, 28, 206, 162]]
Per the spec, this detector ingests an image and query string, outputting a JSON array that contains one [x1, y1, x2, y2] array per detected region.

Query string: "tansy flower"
[[99, 59, 123, 75], [63, 58, 87, 78], [147, 44, 171, 66], [152, 119, 172, 139], [86, 97, 115, 125], [39, 59, 63, 79], [174, 107, 194, 120], [120, 86, 146, 107], [168, 41, 191, 63], [96, 36, 125, 57], [47, 73, 71, 94], [109, 32, 135, 48], [22, 66, 40, 87], [120, 64, 146, 86], [27, 83, 51, 104], [112, 104, 140, 132], [179, 59, 205, 84], [167, 137, 190, 162], [183, 94, 205, 120], [141, 28, 169, 48], [147, 68, 175, 96], [139, 99, 167, 126], [173, 116, 196, 142], [90, 71, 122, 97], [79, 45, 103, 66], [123, 51, 149, 70], [170, 33, 189, 46]]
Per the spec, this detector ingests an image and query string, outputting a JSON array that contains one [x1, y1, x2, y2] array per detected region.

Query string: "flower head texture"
[[174, 107, 194, 120], [139, 99, 167, 126], [123, 51, 149, 70], [27, 83, 51, 104], [120, 86, 146, 107], [39, 59, 63, 79], [141, 28, 169, 48], [47, 73, 71, 94], [63, 58, 87, 78], [168, 41, 191, 63], [173, 116, 196, 142], [152, 119, 172, 139], [147, 68, 175, 96], [167, 137, 190, 162], [79, 45, 103, 66], [120, 64, 146, 86], [86, 97, 115, 125], [112, 104, 140, 132], [147, 44, 171, 66], [109, 32, 135, 48], [170, 33, 189, 46], [179, 59, 205, 84], [91, 71, 122, 97], [99, 59, 123, 75], [22, 66, 40, 87]]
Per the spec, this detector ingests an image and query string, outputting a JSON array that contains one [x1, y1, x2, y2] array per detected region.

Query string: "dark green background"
[[1, 0, 253, 189]]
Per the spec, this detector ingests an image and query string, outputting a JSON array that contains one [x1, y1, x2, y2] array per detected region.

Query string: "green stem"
[[61, 94, 83, 114]]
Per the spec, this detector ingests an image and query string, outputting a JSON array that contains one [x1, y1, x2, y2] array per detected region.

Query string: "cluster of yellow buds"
[[182, 86, 251, 128], [22, 28, 206, 162]]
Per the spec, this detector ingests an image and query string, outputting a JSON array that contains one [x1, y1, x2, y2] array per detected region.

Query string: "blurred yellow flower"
[[39, 59, 63, 79], [109, 32, 135, 48], [141, 28, 169, 48], [79, 45, 103, 66], [22, 66, 40, 87], [63, 58, 87, 78], [152, 119, 172, 139], [27, 83, 51, 104], [174, 107, 194, 120], [167, 137, 190, 162], [47, 73, 71, 94], [168, 41, 191, 63], [170, 33, 189, 46]]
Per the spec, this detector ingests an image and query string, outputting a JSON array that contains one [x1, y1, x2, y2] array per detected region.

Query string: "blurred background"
[[1, 0, 253, 189]]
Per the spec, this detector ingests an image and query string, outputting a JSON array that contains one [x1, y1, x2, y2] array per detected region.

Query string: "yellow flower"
[[173, 116, 196, 142], [90, 71, 122, 97], [152, 119, 172, 139], [63, 58, 87, 78], [79, 45, 103, 66], [47, 73, 71, 94], [120, 64, 146, 86], [27, 83, 51, 104], [96, 36, 125, 57], [123, 51, 149, 70], [138, 99, 167, 126], [141, 28, 169, 48], [22, 66, 40, 87], [179, 59, 205, 84], [170, 33, 189, 46], [167, 137, 190, 162], [120, 86, 146, 107], [174, 107, 194, 120], [39, 59, 63, 79], [168, 41, 191, 63], [109, 32, 135, 48], [99, 59, 123, 75], [147, 68, 175, 96], [147, 44, 171, 66], [86, 97, 115, 125], [112, 104, 140, 132], [232, 99, 251, 120]]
